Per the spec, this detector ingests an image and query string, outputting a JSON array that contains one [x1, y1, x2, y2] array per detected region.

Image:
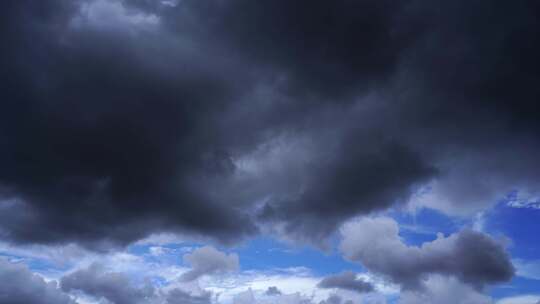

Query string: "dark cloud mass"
[[0, 0, 539, 248]]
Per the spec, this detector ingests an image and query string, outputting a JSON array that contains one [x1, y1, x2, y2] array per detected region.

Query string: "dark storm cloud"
[[0, 259, 76, 304], [0, 0, 256, 248], [383, 0, 540, 214], [1, 0, 540, 248], [258, 136, 435, 243], [168, 0, 416, 98], [340, 217, 515, 289], [61, 263, 156, 304], [318, 271, 374, 293]]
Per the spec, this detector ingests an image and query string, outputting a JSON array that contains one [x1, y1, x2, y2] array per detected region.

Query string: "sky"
[[1, 0, 540, 303]]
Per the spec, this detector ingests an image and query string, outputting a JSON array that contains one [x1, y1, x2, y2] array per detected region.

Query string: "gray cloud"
[[257, 135, 435, 245], [318, 271, 374, 293], [265, 286, 282, 296], [319, 294, 353, 304], [340, 217, 514, 289], [0, 259, 76, 304], [61, 263, 157, 304], [60, 262, 218, 304], [166, 289, 212, 304], [0, 0, 539, 248], [180, 246, 239, 282]]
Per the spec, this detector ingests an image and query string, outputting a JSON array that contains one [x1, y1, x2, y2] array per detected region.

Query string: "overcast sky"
[[1, 0, 540, 303]]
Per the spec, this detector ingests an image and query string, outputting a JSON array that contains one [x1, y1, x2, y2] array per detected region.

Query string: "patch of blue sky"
[[129, 241, 198, 258], [479, 193, 540, 299], [490, 276, 540, 300], [485, 200, 540, 260], [15, 257, 68, 279], [234, 237, 358, 276], [125, 236, 360, 281], [389, 207, 461, 246]]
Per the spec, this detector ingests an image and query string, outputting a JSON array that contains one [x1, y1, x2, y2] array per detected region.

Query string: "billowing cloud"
[[0, 259, 76, 304], [61, 263, 157, 304], [180, 246, 239, 282], [0, 0, 257, 249], [340, 217, 514, 289], [0, 0, 539, 249], [318, 271, 374, 293]]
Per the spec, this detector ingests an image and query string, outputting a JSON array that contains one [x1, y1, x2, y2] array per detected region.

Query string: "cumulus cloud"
[[61, 263, 157, 304], [318, 271, 374, 293], [59, 261, 221, 304], [180, 246, 239, 282], [340, 217, 514, 289], [0, 259, 76, 304]]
